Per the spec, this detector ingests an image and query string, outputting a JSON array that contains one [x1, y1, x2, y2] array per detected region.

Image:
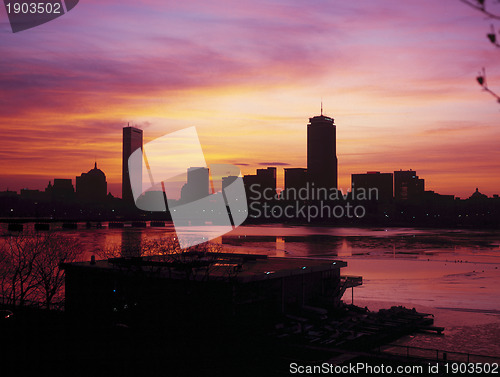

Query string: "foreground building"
[[63, 252, 361, 330]]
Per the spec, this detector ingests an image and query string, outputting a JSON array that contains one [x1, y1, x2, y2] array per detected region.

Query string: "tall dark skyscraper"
[[122, 126, 143, 203], [307, 109, 338, 190]]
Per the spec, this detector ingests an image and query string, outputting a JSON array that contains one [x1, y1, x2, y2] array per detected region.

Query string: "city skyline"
[[2, 119, 497, 203], [2, 3, 500, 374], [1, 1, 500, 198]]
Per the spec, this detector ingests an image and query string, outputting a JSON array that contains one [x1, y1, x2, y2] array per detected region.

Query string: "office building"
[[394, 170, 424, 201], [76, 162, 108, 203], [243, 167, 277, 200], [46, 178, 75, 202], [351, 171, 393, 202], [180, 167, 210, 203], [307, 110, 337, 190], [122, 126, 143, 204], [283, 168, 308, 199]]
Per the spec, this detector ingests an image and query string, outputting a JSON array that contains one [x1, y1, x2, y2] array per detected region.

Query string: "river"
[[2, 222, 499, 357]]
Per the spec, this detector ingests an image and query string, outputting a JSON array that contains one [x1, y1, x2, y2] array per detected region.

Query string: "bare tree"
[[1, 233, 44, 306], [460, 0, 500, 102], [96, 236, 221, 260], [96, 236, 237, 281], [95, 236, 180, 260], [0, 245, 11, 305], [32, 233, 82, 309], [0, 231, 82, 308]]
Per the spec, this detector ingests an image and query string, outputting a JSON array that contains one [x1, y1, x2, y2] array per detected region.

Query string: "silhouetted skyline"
[[1, 1, 500, 198], [2, 114, 499, 207]]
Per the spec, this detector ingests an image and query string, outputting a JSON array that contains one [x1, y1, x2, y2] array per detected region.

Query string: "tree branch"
[[477, 68, 500, 102], [459, 0, 500, 20]]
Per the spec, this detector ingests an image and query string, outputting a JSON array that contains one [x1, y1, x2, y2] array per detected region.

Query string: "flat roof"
[[63, 252, 347, 283]]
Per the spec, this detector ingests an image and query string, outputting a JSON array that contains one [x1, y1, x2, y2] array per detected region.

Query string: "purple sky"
[[1, 0, 499, 198]]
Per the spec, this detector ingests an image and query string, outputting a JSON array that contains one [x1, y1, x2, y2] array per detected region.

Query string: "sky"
[[1, 0, 499, 198]]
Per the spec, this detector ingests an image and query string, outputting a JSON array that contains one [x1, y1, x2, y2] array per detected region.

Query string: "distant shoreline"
[[2, 219, 500, 232]]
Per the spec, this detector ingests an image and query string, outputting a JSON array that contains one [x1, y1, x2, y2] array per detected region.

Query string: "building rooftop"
[[63, 252, 347, 284], [309, 115, 334, 123]]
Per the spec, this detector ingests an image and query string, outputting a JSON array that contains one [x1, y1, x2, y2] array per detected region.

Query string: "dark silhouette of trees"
[[0, 233, 43, 306], [96, 236, 239, 281], [33, 234, 81, 309], [0, 232, 82, 309], [97, 236, 224, 261]]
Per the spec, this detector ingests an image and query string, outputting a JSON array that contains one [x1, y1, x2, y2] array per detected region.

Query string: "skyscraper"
[[122, 126, 143, 204], [307, 109, 338, 190]]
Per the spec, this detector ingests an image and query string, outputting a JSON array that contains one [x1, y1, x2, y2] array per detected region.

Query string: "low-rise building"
[[63, 252, 361, 330]]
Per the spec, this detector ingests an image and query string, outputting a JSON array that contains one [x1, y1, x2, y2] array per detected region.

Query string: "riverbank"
[[354, 299, 500, 358]]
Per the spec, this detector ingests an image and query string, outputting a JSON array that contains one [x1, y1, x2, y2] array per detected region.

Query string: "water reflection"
[[275, 236, 285, 258], [121, 230, 143, 257], [338, 238, 352, 258], [2, 223, 500, 262]]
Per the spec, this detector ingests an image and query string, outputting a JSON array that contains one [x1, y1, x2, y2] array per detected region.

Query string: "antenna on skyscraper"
[[321, 100, 323, 116]]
